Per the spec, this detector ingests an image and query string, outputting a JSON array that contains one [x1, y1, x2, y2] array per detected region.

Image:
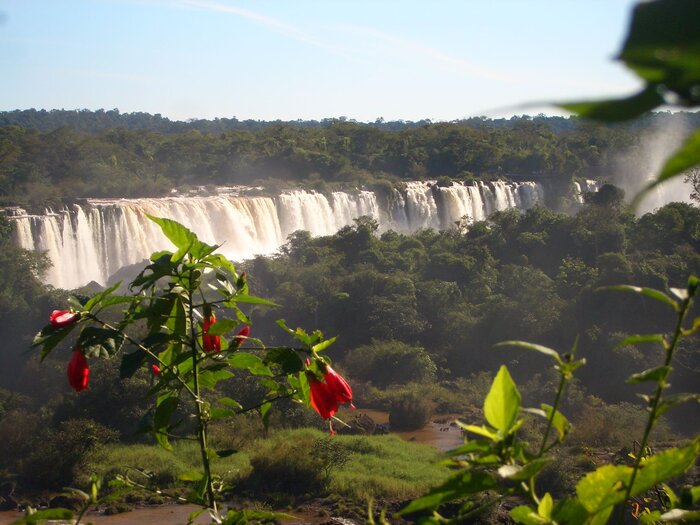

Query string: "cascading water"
[[11, 181, 545, 289]]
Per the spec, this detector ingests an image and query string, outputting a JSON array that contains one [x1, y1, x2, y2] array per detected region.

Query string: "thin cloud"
[[345, 25, 515, 83]]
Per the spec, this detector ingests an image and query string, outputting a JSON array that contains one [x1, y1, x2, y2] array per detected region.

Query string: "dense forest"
[[1, 110, 699, 210]]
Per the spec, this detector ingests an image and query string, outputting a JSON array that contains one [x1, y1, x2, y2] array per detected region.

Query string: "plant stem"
[[619, 295, 692, 523], [188, 274, 217, 515], [538, 373, 567, 457]]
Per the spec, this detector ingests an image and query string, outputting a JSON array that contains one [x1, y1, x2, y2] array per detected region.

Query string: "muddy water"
[[353, 409, 464, 452], [0, 411, 463, 524]]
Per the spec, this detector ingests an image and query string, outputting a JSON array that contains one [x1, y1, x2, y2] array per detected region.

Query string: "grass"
[[83, 428, 450, 504]]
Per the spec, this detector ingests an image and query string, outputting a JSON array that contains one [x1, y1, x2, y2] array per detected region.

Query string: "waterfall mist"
[[610, 114, 695, 215]]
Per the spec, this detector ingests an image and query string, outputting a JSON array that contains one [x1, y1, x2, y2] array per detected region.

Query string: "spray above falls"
[[11, 180, 544, 290]]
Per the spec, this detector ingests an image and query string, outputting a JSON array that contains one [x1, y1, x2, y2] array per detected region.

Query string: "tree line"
[[1, 109, 698, 210]]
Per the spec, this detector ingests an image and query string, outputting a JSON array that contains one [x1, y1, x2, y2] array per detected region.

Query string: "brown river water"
[[0, 411, 464, 524]]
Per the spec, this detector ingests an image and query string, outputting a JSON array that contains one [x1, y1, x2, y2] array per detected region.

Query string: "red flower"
[[50, 310, 78, 328], [202, 314, 221, 352], [232, 326, 250, 348], [67, 349, 89, 392], [309, 365, 354, 421], [151, 364, 161, 376]]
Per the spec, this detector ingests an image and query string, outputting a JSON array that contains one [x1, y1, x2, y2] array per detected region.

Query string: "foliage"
[[28, 216, 342, 522], [398, 278, 700, 524]]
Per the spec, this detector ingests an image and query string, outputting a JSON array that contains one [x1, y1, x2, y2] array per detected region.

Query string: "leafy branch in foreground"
[[24, 216, 354, 525], [399, 276, 700, 525]]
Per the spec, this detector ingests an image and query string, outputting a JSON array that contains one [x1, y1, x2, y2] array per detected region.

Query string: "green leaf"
[[227, 294, 279, 307], [457, 422, 498, 441], [311, 336, 337, 353], [218, 397, 243, 411], [576, 464, 632, 513], [600, 285, 679, 311], [496, 341, 561, 363], [33, 324, 76, 361], [398, 471, 497, 515], [260, 400, 273, 428], [83, 282, 121, 312], [209, 408, 236, 420], [658, 129, 700, 183], [627, 366, 672, 384], [538, 493, 553, 520], [153, 395, 179, 451], [264, 347, 304, 374], [146, 215, 198, 251], [120, 349, 147, 379], [511, 506, 548, 525], [197, 368, 234, 390], [560, 85, 664, 122], [616, 334, 667, 350], [552, 498, 588, 525], [205, 318, 237, 336], [541, 404, 571, 441], [78, 326, 125, 358], [632, 441, 700, 495], [228, 353, 272, 376], [484, 365, 521, 433], [10, 508, 74, 524]]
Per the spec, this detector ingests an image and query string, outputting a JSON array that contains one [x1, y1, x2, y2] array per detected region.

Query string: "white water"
[[11, 181, 544, 289]]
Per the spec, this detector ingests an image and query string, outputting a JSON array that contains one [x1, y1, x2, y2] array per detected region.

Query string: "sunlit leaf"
[[484, 365, 521, 433], [616, 334, 667, 350], [541, 403, 571, 441], [146, 214, 198, 251], [538, 493, 553, 520], [496, 341, 561, 364], [511, 505, 548, 525], [227, 353, 272, 376]]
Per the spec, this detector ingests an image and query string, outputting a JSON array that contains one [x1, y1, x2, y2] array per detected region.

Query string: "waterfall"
[[11, 181, 545, 289]]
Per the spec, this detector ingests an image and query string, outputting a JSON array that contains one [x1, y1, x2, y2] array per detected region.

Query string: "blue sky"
[[0, 0, 642, 122]]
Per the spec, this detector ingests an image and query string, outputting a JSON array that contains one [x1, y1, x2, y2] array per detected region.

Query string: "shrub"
[[389, 392, 433, 431], [343, 340, 436, 387]]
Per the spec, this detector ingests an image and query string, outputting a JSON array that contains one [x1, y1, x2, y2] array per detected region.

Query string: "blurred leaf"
[[33, 323, 76, 360], [560, 86, 664, 122], [312, 337, 336, 353], [657, 393, 700, 417], [601, 285, 679, 311], [398, 471, 497, 515], [209, 408, 236, 420], [541, 403, 571, 440], [205, 319, 237, 336], [120, 349, 147, 379], [264, 347, 304, 374], [511, 506, 548, 525], [538, 493, 553, 520], [215, 448, 237, 458], [153, 395, 179, 451], [484, 365, 521, 433], [658, 509, 700, 523], [616, 334, 667, 350], [227, 353, 272, 376], [218, 397, 243, 411], [627, 366, 671, 384], [227, 294, 278, 307], [83, 282, 121, 312]]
